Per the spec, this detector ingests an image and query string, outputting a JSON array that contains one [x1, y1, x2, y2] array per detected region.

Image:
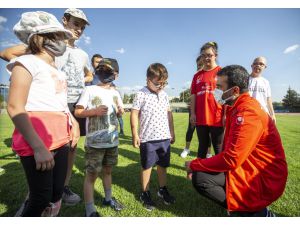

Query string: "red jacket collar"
[[226, 92, 250, 112]]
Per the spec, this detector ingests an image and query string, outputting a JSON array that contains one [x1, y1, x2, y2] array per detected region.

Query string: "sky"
[[0, 8, 300, 102]]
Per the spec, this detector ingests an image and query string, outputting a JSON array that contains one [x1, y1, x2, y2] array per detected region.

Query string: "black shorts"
[[139, 139, 170, 169], [68, 103, 86, 136]]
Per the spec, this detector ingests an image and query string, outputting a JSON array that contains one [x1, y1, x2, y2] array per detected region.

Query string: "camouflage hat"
[[13, 11, 73, 44], [64, 8, 90, 25], [97, 58, 119, 73]]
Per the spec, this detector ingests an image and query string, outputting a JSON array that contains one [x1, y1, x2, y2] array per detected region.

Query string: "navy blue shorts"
[[140, 139, 171, 169]]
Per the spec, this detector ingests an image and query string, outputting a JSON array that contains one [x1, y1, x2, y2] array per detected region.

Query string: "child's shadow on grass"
[[4, 138, 12, 147]]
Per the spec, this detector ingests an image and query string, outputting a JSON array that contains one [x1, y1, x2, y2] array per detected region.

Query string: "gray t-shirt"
[[55, 46, 91, 103]]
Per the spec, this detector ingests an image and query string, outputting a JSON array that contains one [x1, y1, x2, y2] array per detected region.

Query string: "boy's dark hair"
[[200, 41, 218, 55], [217, 65, 249, 93], [146, 63, 168, 81], [91, 54, 103, 63]]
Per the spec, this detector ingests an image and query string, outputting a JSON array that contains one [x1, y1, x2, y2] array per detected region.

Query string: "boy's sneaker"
[[85, 211, 101, 217], [180, 148, 190, 158], [140, 191, 155, 211], [157, 186, 175, 205], [62, 186, 81, 206], [102, 197, 124, 211], [206, 153, 212, 158]]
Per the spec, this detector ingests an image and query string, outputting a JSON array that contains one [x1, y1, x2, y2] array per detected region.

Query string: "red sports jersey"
[[190, 66, 223, 126]]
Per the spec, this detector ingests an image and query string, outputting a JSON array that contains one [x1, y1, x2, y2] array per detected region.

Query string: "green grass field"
[[0, 113, 299, 217]]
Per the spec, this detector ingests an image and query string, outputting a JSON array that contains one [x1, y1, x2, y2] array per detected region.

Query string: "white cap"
[[13, 11, 73, 44], [64, 8, 90, 25]]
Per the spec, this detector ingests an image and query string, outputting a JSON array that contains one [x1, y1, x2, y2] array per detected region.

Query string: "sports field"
[[0, 113, 299, 217]]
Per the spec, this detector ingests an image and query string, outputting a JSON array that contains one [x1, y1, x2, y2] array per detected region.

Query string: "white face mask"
[[213, 88, 225, 105], [213, 87, 236, 105]]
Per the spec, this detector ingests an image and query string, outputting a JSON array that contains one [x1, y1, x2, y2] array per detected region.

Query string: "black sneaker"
[[157, 186, 175, 205], [140, 191, 155, 211], [229, 208, 276, 217], [85, 211, 101, 217], [102, 197, 124, 211]]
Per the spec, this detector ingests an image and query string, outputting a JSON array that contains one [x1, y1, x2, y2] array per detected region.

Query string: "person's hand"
[[222, 114, 226, 127], [170, 132, 175, 144], [117, 105, 125, 117], [70, 120, 80, 148], [271, 114, 276, 125], [190, 113, 196, 126], [185, 161, 193, 180], [34, 147, 54, 171], [132, 134, 140, 148], [93, 105, 108, 116]]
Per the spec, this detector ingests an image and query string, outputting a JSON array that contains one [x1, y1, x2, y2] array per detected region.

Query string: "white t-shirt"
[[7, 55, 68, 112], [248, 76, 271, 114], [132, 87, 171, 143], [76, 85, 124, 148], [55, 46, 91, 103]]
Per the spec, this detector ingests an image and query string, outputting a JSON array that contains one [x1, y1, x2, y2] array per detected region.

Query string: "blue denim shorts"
[[139, 139, 170, 169]]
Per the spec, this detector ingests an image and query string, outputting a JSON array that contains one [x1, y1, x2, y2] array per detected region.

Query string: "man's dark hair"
[[217, 65, 249, 93], [91, 54, 103, 63]]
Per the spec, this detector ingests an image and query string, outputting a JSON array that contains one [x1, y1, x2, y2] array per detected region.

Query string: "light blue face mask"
[[44, 39, 66, 57]]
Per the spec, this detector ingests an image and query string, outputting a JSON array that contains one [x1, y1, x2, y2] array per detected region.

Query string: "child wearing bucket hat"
[[0, 8, 93, 210], [6, 11, 80, 217]]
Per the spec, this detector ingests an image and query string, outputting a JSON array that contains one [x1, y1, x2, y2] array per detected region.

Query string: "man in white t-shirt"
[[248, 56, 276, 124], [57, 8, 93, 205]]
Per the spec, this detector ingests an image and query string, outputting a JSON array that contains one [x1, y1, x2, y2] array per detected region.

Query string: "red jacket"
[[190, 93, 288, 211]]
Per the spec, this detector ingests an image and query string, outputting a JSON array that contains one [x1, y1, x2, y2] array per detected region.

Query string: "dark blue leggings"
[[20, 144, 69, 216]]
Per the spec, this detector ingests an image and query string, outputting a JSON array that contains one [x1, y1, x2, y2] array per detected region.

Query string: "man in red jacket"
[[185, 65, 288, 216]]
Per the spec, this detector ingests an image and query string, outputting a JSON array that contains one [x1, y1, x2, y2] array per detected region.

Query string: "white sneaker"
[[180, 148, 190, 158], [206, 154, 212, 158]]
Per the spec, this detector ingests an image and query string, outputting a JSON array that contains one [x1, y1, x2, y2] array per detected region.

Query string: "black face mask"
[[96, 70, 115, 84]]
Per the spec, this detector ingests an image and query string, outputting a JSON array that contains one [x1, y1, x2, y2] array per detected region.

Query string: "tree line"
[[1, 85, 300, 112]]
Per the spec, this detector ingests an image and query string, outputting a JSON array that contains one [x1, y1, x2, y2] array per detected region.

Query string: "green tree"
[[123, 94, 130, 104], [129, 94, 135, 104], [170, 97, 180, 103], [0, 95, 4, 109], [179, 88, 191, 103], [282, 86, 300, 112]]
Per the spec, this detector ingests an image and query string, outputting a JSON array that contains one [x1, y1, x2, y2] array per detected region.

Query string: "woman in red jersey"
[[190, 42, 224, 158]]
